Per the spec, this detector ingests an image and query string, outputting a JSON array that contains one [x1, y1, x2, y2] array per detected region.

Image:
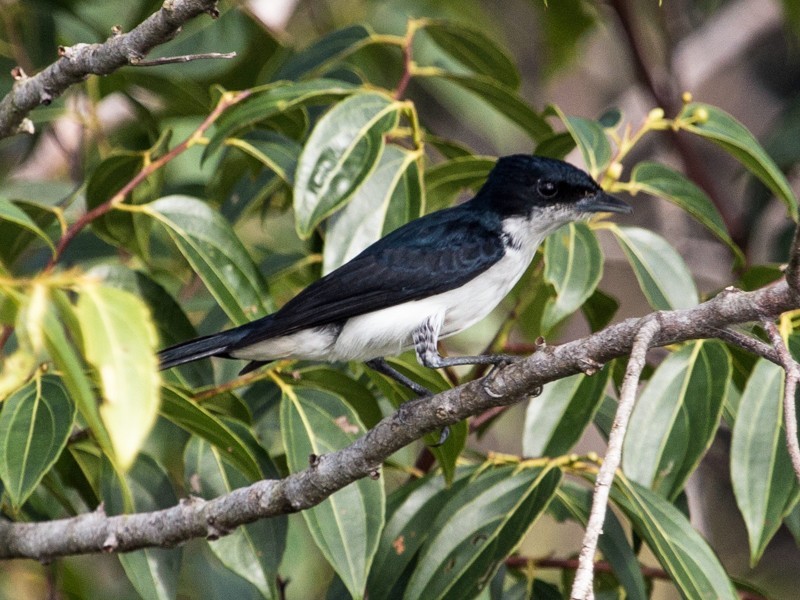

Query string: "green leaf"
[[225, 132, 302, 186], [551, 106, 612, 178], [145, 195, 271, 325], [0, 198, 54, 260], [85, 153, 147, 254], [610, 224, 699, 310], [581, 288, 619, 332], [421, 71, 551, 141], [542, 222, 603, 332], [323, 145, 421, 273], [423, 155, 494, 212], [76, 284, 160, 470], [185, 427, 286, 599], [160, 387, 261, 482], [731, 358, 800, 563], [523, 368, 611, 457], [423, 20, 520, 88], [677, 102, 798, 221], [204, 79, 356, 159], [0, 376, 75, 507], [281, 386, 384, 598], [102, 454, 181, 600], [623, 341, 730, 499], [552, 481, 648, 600], [298, 367, 383, 429], [293, 91, 402, 238], [628, 162, 744, 266], [274, 24, 372, 81], [367, 467, 476, 598], [404, 464, 561, 600], [611, 476, 737, 600]]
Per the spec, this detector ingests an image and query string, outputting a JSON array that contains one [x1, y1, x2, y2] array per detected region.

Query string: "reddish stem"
[[393, 34, 413, 100], [44, 90, 251, 272]]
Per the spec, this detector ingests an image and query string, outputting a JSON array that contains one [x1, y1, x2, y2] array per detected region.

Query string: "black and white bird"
[[159, 154, 630, 394]]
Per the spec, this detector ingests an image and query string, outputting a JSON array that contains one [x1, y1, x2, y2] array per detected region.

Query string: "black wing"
[[230, 204, 505, 349]]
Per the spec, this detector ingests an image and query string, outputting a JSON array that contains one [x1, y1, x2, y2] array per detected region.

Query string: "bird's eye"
[[537, 180, 558, 199]]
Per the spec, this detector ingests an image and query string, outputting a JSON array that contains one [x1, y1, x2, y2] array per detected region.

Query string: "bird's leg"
[[365, 358, 432, 397], [413, 317, 520, 370]]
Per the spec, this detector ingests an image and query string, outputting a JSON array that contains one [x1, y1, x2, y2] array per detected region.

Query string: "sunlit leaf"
[[550, 105, 612, 179], [145, 195, 271, 324], [623, 341, 730, 499], [293, 91, 402, 238], [274, 24, 372, 81], [76, 284, 160, 470], [542, 222, 603, 332], [0, 376, 75, 507], [281, 386, 384, 598], [224, 132, 302, 186], [677, 102, 798, 221], [610, 224, 699, 310], [731, 358, 800, 563], [0, 198, 54, 262], [611, 475, 737, 600]]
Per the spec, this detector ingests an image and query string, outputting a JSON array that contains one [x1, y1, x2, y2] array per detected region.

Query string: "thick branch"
[[0, 281, 796, 560], [0, 0, 221, 139]]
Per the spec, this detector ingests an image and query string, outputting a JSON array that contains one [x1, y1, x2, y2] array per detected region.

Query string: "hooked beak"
[[577, 190, 632, 215]]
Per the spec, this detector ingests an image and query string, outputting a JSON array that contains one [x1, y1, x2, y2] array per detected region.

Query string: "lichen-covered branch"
[[0, 0, 221, 139], [0, 279, 796, 560]]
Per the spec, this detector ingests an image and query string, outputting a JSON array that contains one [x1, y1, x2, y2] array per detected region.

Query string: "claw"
[[429, 425, 450, 447]]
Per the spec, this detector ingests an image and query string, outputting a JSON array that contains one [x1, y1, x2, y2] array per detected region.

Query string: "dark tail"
[[158, 330, 246, 370]]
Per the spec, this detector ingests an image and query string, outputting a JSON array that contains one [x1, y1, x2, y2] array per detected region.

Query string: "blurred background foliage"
[[0, 0, 799, 599]]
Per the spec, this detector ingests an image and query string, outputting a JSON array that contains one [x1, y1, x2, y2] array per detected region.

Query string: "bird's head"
[[476, 154, 631, 226]]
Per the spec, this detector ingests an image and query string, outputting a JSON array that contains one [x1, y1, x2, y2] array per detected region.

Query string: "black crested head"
[[473, 154, 631, 219]]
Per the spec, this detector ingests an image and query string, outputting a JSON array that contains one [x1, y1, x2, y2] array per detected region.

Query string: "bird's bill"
[[577, 191, 632, 214]]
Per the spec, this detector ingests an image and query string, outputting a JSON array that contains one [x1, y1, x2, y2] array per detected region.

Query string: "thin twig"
[[506, 555, 670, 580], [0, 0, 221, 139], [712, 326, 781, 365], [571, 316, 660, 600], [763, 321, 800, 485], [131, 51, 236, 66]]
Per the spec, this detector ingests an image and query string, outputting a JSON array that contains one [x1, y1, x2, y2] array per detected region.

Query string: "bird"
[[159, 154, 631, 396]]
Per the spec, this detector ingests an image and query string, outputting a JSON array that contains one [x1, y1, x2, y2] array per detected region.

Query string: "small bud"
[[10, 66, 27, 80], [647, 107, 665, 121], [681, 91, 693, 104], [693, 107, 709, 123], [606, 161, 623, 182], [111, 24, 123, 35]]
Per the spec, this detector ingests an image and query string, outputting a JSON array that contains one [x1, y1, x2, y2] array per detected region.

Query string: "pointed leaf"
[[161, 387, 261, 482], [677, 102, 798, 221], [542, 222, 603, 332], [628, 162, 744, 265], [423, 20, 520, 88], [731, 358, 800, 563], [0, 198, 54, 260], [145, 195, 271, 324], [281, 386, 384, 598], [423, 155, 494, 212], [610, 225, 698, 310], [623, 341, 730, 499], [611, 476, 737, 600], [225, 133, 302, 186], [551, 106, 612, 178], [204, 79, 356, 159], [274, 24, 372, 81], [0, 376, 75, 507], [404, 464, 561, 600], [293, 92, 402, 238], [421, 71, 550, 140], [523, 367, 610, 457], [323, 145, 421, 273], [367, 467, 476, 598], [76, 284, 160, 470]]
